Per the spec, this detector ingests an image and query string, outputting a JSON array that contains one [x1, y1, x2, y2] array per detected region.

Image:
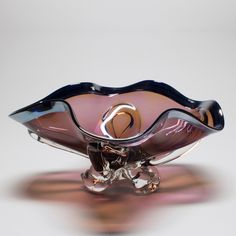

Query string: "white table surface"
[[0, 1, 235, 235]]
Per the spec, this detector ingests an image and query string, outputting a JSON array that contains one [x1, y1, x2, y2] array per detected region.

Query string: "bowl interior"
[[66, 91, 207, 139]]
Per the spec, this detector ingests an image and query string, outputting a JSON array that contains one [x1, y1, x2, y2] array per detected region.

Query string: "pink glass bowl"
[[10, 81, 224, 194]]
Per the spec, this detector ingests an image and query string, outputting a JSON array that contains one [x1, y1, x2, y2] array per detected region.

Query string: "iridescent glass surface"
[[10, 81, 224, 194]]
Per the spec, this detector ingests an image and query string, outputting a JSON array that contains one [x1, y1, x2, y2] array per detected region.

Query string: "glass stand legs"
[[81, 143, 160, 194]]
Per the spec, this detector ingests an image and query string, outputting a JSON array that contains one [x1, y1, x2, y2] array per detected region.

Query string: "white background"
[[0, 1, 235, 235]]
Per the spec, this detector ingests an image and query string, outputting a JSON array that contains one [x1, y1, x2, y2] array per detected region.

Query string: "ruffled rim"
[[9, 80, 225, 144]]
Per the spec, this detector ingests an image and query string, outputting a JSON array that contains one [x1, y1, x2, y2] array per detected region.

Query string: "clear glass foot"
[[81, 143, 160, 194]]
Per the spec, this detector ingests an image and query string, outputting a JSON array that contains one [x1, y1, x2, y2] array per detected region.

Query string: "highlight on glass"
[[9, 80, 224, 194]]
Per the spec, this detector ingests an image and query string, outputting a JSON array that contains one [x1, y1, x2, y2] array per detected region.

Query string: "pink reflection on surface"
[[19, 165, 215, 234]]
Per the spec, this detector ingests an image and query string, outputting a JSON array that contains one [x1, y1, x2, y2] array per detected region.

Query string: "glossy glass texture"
[[10, 81, 224, 194], [10, 81, 224, 163]]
